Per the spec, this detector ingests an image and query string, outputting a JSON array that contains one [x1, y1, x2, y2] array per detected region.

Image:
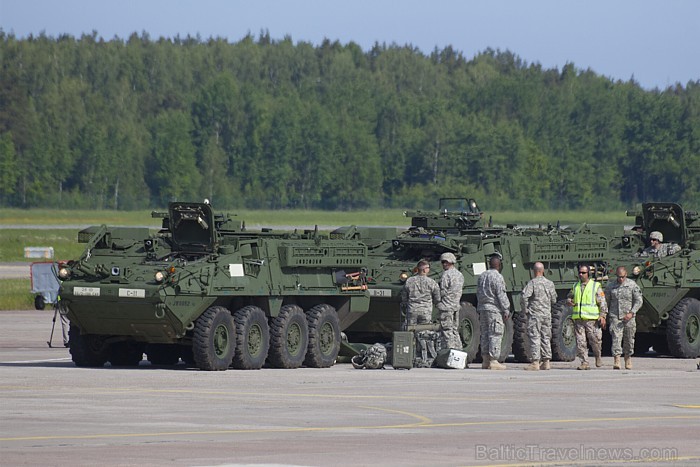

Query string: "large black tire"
[[304, 304, 341, 368], [34, 294, 46, 310], [551, 300, 576, 362], [232, 306, 270, 370], [667, 298, 700, 358], [499, 316, 514, 363], [69, 325, 108, 367], [147, 343, 181, 365], [512, 311, 532, 363], [268, 304, 309, 369], [457, 302, 480, 364], [651, 334, 669, 355], [108, 340, 144, 366], [634, 332, 654, 356], [192, 306, 236, 371], [601, 324, 612, 356]]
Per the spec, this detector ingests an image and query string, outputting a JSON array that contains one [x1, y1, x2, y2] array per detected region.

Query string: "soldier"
[[401, 260, 440, 366], [605, 266, 643, 370], [637, 231, 681, 258], [437, 252, 464, 353], [520, 262, 557, 371], [477, 255, 511, 370], [567, 264, 608, 370]]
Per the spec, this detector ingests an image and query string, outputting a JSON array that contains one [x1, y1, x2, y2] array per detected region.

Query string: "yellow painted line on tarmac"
[[1, 412, 698, 443], [674, 404, 700, 409]]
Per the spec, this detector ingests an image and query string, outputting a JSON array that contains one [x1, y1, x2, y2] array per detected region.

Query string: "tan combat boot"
[[481, 359, 490, 369], [489, 359, 507, 370], [595, 353, 603, 368], [624, 355, 632, 370], [540, 359, 551, 370], [613, 356, 621, 370], [524, 361, 540, 371], [577, 362, 590, 370]]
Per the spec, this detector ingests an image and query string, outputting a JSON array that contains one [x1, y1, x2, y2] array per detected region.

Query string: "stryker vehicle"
[[340, 197, 629, 363], [59, 202, 371, 370], [599, 202, 700, 359], [343, 199, 700, 362]]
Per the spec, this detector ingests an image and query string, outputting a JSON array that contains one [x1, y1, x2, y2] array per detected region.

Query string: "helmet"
[[649, 231, 663, 242], [440, 252, 457, 264]]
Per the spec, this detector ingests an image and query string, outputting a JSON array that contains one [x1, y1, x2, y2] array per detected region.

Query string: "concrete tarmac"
[[1, 310, 699, 467]]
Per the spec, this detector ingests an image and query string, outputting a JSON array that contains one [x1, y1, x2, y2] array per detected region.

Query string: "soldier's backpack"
[[351, 343, 387, 369]]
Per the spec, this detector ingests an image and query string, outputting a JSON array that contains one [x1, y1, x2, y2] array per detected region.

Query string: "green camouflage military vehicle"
[[340, 198, 634, 363], [343, 199, 700, 362], [599, 202, 700, 359], [59, 202, 371, 370]]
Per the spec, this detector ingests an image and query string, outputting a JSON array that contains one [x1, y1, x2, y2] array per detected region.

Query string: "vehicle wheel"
[[457, 302, 480, 364], [268, 304, 309, 369], [69, 325, 108, 367], [512, 311, 532, 363], [304, 304, 340, 368], [551, 300, 576, 361], [233, 306, 270, 370], [108, 340, 144, 366], [147, 343, 181, 365], [667, 298, 700, 358], [651, 334, 669, 355], [34, 295, 46, 310], [634, 332, 653, 355], [192, 306, 236, 371], [498, 316, 514, 363]]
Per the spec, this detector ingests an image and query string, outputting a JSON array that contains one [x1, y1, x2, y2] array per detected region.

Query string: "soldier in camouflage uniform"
[[567, 264, 608, 370], [520, 262, 557, 371], [605, 266, 643, 370], [401, 260, 440, 366], [637, 231, 681, 258], [437, 252, 465, 353], [477, 255, 511, 370]]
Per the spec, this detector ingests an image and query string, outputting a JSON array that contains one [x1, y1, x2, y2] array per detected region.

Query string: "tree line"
[[1, 30, 698, 211]]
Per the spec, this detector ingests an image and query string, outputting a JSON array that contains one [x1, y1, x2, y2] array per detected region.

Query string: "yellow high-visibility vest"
[[572, 280, 601, 320]]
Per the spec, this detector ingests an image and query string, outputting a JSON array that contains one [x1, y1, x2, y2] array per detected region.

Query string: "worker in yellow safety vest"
[[566, 264, 608, 370]]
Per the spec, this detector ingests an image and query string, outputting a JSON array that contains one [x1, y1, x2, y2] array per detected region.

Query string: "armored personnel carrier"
[[59, 202, 371, 370], [601, 202, 700, 359], [344, 199, 700, 362], [340, 198, 633, 363]]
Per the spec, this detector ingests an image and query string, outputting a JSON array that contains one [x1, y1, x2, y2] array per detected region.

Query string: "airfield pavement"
[[1, 309, 699, 467]]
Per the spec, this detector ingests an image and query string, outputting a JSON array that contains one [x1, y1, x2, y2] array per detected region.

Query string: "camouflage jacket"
[[401, 275, 440, 315], [437, 267, 464, 313], [605, 278, 643, 319], [477, 269, 510, 314], [521, 276, 557, 316], [637, 242, 681, 258]]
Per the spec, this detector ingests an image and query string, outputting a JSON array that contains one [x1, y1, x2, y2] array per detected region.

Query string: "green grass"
[[0, 279, 34, 310], [0, 229, 87, 263]]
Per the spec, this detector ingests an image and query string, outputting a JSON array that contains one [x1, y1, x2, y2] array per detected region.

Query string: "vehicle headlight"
[[399, 272, 409, 282], [632, 266, 641, 276], [58, 268, 70, 279], [154, 271, 165, 283]]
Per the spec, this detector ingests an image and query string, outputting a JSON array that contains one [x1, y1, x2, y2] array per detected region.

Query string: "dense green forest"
[[1, 31, 699, 211]]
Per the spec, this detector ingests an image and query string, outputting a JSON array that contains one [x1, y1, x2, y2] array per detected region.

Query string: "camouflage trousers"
[[404, 310, 432, 328], [574, 319, 602, 364], [526, 312, 552, 361], [479, 307, 504, 360], [440, 310, 463, 350], [609, 314, 636, 357]]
